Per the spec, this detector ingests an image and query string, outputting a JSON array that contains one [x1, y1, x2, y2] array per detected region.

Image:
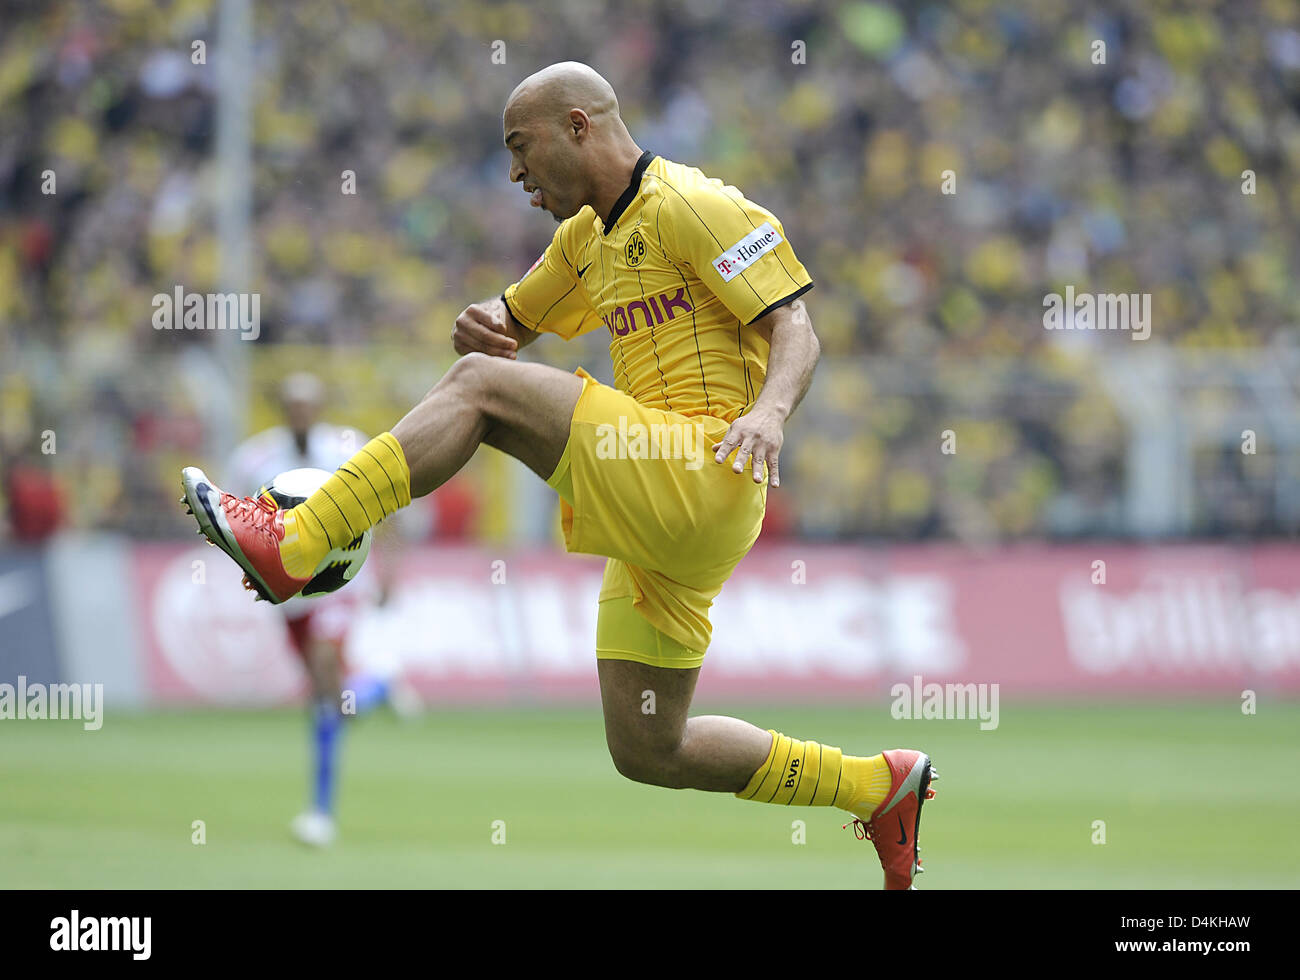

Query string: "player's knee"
[[607, 741, 646, 783], [434, 351, 502, 404], [608, 748, 662, 787], [606, 736, 687, 788]]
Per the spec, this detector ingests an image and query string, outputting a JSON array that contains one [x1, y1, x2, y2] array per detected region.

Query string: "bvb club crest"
[[625, 230, 647, 267]]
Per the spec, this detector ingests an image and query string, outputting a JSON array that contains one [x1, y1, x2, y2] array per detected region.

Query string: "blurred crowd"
[[1, 0, 1298, 543]]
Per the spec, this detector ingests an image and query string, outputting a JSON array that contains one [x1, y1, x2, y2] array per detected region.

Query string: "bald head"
[[503, 62, 643, 224], [506, 62, 620, 128]]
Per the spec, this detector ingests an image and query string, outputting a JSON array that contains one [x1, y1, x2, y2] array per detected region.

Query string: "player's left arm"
[[656, 175, 817, 487], [713, 298, 819, 487]]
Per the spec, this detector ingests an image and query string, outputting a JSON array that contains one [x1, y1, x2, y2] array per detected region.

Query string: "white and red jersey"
[[225, 423, 367, 496]]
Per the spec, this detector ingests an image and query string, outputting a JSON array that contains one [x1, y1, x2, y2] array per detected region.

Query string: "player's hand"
[[713, 407, 783, 487], [452, 298, 518, 359]]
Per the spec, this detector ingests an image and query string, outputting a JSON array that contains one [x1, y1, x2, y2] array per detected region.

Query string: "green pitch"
[[3, 702, 1297, 888]]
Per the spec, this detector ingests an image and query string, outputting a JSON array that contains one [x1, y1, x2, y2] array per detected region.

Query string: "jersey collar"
[[601, 150, 654, 235]]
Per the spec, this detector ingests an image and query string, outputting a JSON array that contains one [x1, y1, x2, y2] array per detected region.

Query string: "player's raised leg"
[[180, 353, 583, 602], [596, 640, 936, 889], [392, 353, 582, 496]]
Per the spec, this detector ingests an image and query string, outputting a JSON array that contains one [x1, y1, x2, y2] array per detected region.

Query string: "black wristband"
[[500, 293, 520, 327]]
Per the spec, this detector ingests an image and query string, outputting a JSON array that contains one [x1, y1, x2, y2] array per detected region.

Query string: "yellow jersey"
[[503, 152, 813, 424]]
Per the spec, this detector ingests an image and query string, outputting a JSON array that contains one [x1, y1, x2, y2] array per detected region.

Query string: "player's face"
[[505, 114, 584, 222]]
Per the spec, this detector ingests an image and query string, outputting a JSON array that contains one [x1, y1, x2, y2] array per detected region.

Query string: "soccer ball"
[[256, 467, 371, 597]]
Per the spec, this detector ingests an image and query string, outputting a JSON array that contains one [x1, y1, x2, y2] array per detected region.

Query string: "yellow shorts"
[[595, 595, 705, 669], [547, 368, 767, 664]]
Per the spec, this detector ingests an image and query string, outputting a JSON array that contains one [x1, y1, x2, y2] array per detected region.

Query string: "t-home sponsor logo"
[[595, 415, 706, 470], [50, 910, 150, 960], [890, 674, 999, 730], [712, 221, 782, 282], [1043, 285, 1150, 340], [0, 675, 103, 730], [152, 285, 261, 340]]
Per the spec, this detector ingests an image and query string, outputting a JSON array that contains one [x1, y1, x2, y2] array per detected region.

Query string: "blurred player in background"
[[225, 372, 416, 847]]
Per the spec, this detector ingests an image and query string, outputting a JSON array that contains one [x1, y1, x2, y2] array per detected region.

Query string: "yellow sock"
[[281, 432, 411, 578], [735, 730, 893, 816]]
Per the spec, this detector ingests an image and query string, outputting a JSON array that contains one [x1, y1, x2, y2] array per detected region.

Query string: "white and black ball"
[[257, 467, 371, 597]]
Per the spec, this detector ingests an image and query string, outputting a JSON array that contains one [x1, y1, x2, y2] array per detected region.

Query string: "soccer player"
[[224, 372, 408, 847], [181, 63, 936, 886]]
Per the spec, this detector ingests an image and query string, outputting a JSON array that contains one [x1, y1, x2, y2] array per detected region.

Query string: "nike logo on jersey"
[[577, 262, 591, 278]]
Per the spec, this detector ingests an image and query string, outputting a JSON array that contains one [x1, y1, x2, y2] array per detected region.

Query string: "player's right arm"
[[453, 214, 602, 358], [452, 296, 539, 359]]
